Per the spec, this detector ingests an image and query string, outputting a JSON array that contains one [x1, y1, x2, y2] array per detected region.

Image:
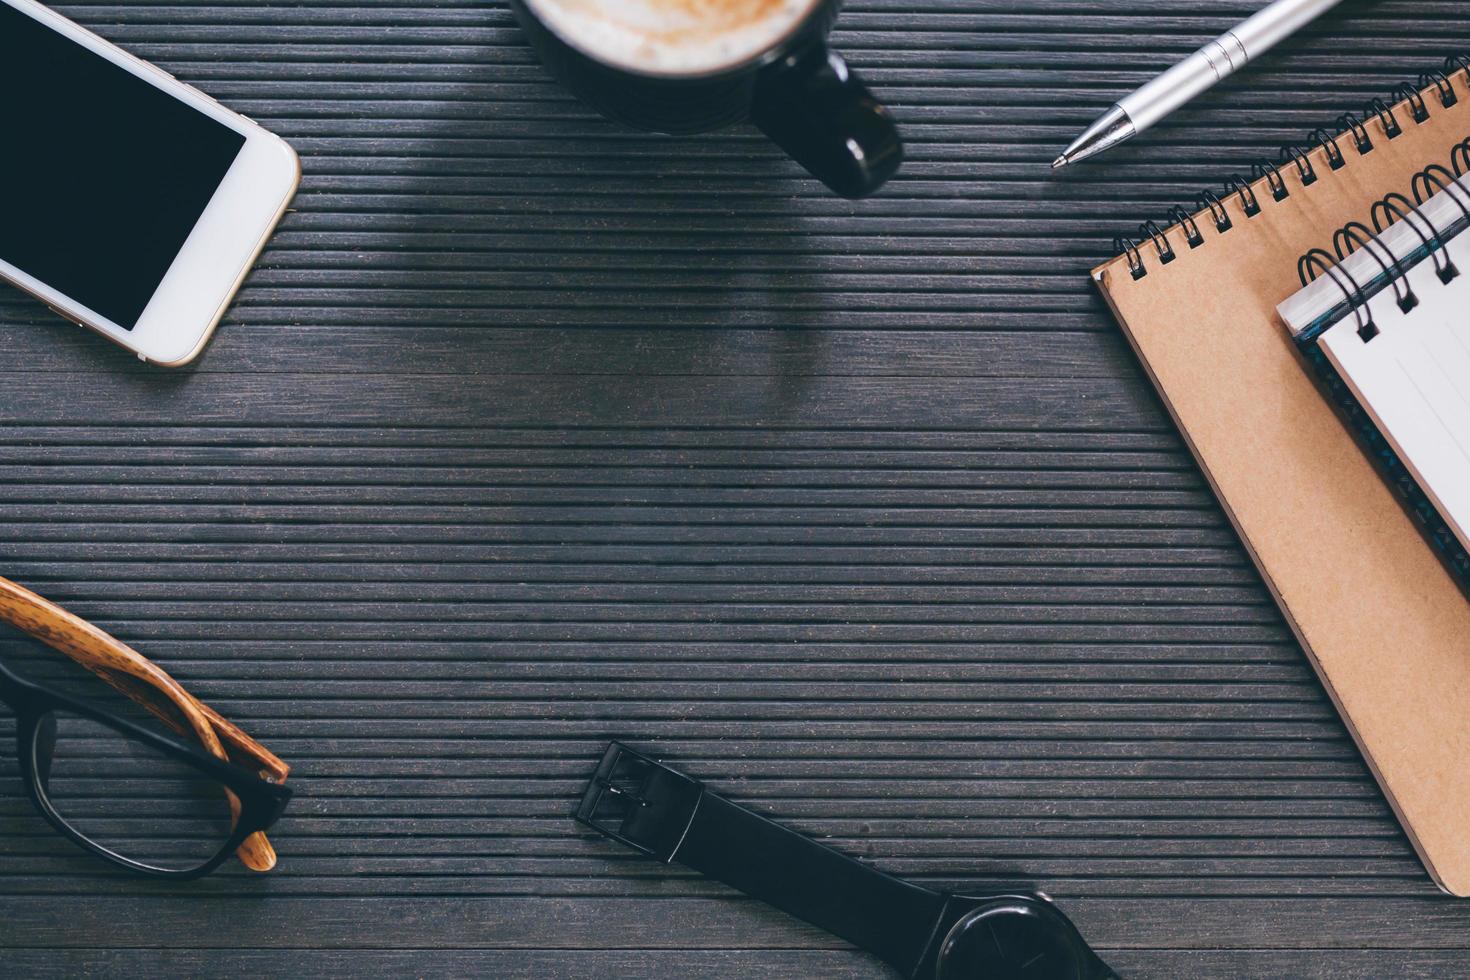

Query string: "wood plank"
[[4, 0, 1470, 970], [3, 947, 1470, 980], [6, 896, 1470, 947]]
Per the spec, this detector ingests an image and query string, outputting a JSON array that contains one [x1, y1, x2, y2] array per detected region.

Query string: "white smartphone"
[[0, 0, 300, 366]]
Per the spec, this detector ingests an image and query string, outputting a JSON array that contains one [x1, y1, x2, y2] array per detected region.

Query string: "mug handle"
[[751, 45, 903, 199]]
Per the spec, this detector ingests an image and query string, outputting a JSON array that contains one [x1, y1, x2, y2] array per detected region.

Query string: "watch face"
[[935, 900, 1088, 980]]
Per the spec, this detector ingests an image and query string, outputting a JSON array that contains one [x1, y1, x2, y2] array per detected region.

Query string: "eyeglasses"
[[0, 660, 292, 877], [0, 575, 292, 877]]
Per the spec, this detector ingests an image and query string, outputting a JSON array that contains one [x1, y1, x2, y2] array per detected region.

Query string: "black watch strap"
[[577, 742, 1120, 980], [672, 779, 947, 974]]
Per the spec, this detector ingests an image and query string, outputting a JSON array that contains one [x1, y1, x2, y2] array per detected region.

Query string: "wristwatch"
[[576, 742, 1120, 980]]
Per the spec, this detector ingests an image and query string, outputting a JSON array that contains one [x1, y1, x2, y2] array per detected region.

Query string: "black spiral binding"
[[1295, 143, 1470, 334], [1297, 247, 1377, 341], [1332, 221, 1417, 313], [1369, 192, 1458, 283], [1117, 54, 1470, 280], [1394, 82, 1431, 123]]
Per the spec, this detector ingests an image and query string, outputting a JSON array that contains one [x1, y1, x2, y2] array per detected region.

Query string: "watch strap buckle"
[[576, 742, 703, 862]]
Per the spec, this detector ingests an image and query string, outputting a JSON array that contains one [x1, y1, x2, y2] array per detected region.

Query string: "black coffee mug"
[[507, 0, 903, 198]]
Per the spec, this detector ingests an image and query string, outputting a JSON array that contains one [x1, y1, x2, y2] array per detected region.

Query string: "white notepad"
[[1280, 174, 1470, 557]]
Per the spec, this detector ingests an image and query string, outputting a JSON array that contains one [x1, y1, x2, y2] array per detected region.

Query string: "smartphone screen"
[[0, 4, 246, 330]]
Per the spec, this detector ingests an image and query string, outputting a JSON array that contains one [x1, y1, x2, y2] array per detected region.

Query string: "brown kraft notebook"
[[1093, 63, 1470, 896]]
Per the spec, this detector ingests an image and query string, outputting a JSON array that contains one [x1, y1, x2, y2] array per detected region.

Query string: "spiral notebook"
[[1093, 60, 1470, 896], [1281, 169, 1470, 594]]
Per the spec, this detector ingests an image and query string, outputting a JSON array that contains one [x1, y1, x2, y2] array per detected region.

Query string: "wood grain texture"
[[2, 0, 1470, 976]]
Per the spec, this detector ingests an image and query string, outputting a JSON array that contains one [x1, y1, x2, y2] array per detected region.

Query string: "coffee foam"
[[526, 0, 819, 76]]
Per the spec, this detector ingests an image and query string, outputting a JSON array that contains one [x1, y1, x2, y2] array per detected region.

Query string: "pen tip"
[[1051, 155, 1068, 170]]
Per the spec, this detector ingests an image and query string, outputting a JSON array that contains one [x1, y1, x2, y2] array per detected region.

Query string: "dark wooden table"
[[3, 1, 1470, 976]]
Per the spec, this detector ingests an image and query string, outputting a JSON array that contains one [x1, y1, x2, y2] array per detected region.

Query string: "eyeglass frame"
[[0, 659, 292, 878], [0, 573, 290, 872]]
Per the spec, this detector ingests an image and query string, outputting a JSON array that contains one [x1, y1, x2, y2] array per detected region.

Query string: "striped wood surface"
[[2, 1, 1470, 976]]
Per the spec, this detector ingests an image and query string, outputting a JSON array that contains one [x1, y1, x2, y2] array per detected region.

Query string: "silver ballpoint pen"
[[1053, 0, 1348, 168]]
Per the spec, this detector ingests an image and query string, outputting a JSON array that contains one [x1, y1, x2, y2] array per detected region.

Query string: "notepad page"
[[1317, 228, 1470, 553]]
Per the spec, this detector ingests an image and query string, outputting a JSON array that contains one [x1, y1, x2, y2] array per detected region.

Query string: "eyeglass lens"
[[31, 710, 237, 872]]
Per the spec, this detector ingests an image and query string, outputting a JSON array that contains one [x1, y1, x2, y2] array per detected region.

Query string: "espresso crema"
[[524, 0, 821, 75]]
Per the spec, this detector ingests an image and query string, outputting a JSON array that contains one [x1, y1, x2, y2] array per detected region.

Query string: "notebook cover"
[[1093, 73, 1470, 896]]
